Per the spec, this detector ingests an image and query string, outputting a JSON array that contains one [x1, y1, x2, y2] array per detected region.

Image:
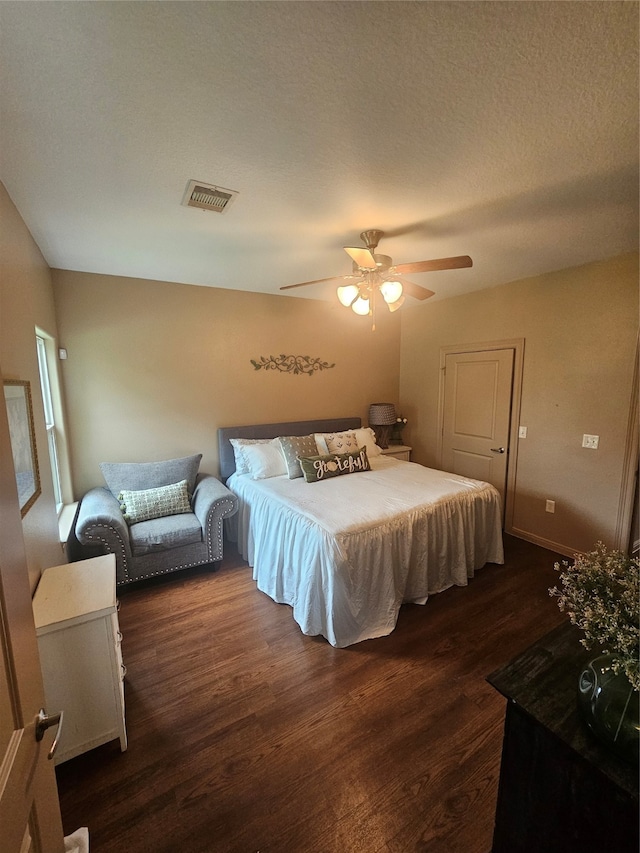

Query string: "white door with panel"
[[0, 367, 65, 853], [441, 349, 514, 511]]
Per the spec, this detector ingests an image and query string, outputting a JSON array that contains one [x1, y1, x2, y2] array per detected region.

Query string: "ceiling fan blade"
[[394, 255, 473, 275], [398, 279, 435, 301], [280, 275, 356, 291], [343, 246, 377, 269]]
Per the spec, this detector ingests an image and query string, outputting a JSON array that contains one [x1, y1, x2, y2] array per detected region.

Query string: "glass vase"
[[577, 654, 640, 764], [390, 424, 405, 445]]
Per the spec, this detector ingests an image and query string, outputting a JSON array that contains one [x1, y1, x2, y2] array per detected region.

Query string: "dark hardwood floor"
[[55, 534, 566, 853]]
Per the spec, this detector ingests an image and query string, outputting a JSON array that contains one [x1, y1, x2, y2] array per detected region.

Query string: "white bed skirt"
[[227, 457, 504, 647]]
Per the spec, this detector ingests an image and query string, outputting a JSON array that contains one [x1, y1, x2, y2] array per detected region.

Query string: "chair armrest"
[[192, 474, 238, 561], [75, 487, 133, 565], [192, 474, 238, 524]]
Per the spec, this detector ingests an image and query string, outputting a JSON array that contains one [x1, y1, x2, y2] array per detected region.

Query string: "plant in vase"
[[549, 542, 640, 762], [390, 416, 408, 444]]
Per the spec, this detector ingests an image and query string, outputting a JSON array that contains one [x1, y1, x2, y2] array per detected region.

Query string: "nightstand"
[[381, 445, 412, 461]]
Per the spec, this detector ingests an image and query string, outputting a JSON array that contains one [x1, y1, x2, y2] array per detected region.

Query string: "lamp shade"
[[368, 403, 396, 449], [351, 295, 370, 316], [368, 403, 396, 426], [380, 280, 403, 304], [337, 284, 359, 307]]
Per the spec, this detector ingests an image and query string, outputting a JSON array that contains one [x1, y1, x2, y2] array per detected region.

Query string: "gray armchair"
[[75, 454, 238, 586]]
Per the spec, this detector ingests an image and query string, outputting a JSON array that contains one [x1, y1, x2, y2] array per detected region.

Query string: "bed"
[[218, 417, 504, 648]]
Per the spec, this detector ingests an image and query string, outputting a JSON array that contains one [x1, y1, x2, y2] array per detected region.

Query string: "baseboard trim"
[[508, 528, 576, 559]]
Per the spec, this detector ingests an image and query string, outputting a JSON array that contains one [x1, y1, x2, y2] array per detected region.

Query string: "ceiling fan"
[[280, 229, 472, 324]]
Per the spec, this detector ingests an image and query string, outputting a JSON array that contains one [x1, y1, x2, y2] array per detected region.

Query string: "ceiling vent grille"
[[181, 180, 238, 213]]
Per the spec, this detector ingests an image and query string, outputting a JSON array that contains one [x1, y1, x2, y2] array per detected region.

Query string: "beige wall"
[[399, 253, 639, 556], [52, 270, 401, 497], [4, 169, 636, 570], [0, 182, 66, 590]]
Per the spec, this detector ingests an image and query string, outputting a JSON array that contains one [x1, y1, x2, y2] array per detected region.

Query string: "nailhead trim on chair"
[[119, 559, 222, 584], [82, 523, 131, 583], [83, 495, 238, 587], [125, 497, 238, 584], [205, 497, 237, 561]]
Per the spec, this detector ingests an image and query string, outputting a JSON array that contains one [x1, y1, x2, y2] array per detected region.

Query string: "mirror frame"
[[3, 380, 41, 517]]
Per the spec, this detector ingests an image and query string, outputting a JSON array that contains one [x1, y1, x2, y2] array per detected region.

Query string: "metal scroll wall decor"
[[250, 355, 335, 376]]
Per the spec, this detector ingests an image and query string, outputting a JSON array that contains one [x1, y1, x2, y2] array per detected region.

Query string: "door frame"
[[614, 335, 639, 552], [436, 338, 525, 533]]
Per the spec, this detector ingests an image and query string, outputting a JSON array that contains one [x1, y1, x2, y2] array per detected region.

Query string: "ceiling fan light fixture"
[[351, 295, 371, 316], [380, 280, 403, 304], [337, 284, 360, 307], [374, 254, 392, 270], [281, 230, 471, 322]]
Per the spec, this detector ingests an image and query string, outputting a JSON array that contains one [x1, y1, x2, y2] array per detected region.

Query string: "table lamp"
[[368, 403, 396, 449]]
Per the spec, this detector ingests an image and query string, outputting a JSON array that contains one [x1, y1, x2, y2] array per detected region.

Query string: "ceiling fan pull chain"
[[371, 285, 377, 332]]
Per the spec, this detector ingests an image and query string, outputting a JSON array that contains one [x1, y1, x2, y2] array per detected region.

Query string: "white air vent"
[[181, 180, 238, 213]]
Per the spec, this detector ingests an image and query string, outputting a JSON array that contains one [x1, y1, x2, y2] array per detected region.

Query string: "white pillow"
[[230, 438, 275, 475], [314, 433, 329, 454], [241, 440, 287, 480], [353, 427, 382, 458]]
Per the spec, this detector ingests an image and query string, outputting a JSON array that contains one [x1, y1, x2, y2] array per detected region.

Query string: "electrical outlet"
[[582, 434, 599, 449], [518, 426, 527, 438], [545, 500, 555, 513]]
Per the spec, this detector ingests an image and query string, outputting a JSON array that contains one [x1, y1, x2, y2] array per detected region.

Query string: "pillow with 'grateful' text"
[[298, 446, 370, 483]]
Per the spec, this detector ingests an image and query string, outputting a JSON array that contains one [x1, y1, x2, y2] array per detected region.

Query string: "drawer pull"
[[121, 663, 127, 679], [117, 630, 123, 643]]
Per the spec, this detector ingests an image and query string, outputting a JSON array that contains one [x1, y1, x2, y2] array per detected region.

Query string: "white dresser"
[[32, 554, 127, 765]]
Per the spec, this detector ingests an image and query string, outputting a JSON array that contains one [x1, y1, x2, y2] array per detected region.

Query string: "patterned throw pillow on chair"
[[119, 479, 191, 524]]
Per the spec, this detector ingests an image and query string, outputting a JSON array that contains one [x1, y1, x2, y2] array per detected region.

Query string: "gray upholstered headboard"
[[217, 417, 361, 482]]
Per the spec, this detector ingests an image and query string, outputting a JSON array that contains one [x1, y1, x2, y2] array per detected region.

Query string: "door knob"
[[490, 447, 506, 454], [35, 708, 64, 760]]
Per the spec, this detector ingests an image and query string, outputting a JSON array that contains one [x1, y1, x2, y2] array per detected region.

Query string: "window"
[[36, 333, 63, 513]]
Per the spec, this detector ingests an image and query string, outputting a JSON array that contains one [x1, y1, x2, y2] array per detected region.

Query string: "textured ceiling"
[[0, 1, 638, 304]]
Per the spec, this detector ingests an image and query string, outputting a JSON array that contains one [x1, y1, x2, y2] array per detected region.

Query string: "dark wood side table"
[[487, 622, 639, 853]]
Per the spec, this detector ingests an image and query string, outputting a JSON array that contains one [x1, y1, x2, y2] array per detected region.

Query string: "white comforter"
[[228, 456, 504, 647]]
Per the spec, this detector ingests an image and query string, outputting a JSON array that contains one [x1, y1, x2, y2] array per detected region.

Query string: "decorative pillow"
[[278, 434, 319, 479], [229, 438, 276, 476], [353, 427, 382, 458], [314, 434, 330, 454], [241, 440, 287, 480], [315, 431, 360, 454], [298, 447, 370, 483], [100, 454, 202, 499], [118, 479, 192, 525]]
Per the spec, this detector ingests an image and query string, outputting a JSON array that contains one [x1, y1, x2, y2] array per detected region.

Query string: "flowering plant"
[[549, 542, 640, 690], [390, 415, 408, 443]]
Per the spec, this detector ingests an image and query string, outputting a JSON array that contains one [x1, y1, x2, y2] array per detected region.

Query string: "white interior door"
[[441, 349, 515, 511], [0, 368, 65, 853]]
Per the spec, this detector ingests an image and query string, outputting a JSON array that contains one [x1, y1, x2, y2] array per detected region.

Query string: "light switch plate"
[[582, 434, 599, 449], [518, 426, 527, 438]]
